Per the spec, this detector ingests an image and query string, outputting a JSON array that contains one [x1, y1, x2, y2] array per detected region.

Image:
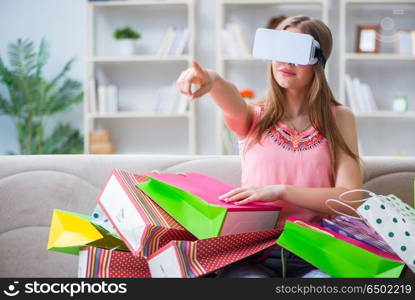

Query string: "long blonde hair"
[[250, 15, 359, 176]]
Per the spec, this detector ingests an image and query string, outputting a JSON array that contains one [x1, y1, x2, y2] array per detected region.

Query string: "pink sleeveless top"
[[238, 105, 336, 228]]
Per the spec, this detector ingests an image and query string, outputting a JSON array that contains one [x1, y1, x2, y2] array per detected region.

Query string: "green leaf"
[[113, 26, 141, 40], [8, 38, 36, 78], [36, 37, 49, 78], [0, 93, 12, 115], [42, 123, 84, 154], [46, 79, 83, 115], [45, 57, 74, 93]]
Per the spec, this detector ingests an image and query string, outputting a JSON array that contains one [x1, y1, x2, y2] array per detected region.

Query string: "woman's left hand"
[[218, 185, 286, 205]]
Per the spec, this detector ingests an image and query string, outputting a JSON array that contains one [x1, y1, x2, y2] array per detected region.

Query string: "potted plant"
[[113, 26, 141, 56], [0, 38, 84, 154]]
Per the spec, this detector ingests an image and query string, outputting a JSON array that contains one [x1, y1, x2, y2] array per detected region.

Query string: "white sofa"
[[0, 154, 414, 277]]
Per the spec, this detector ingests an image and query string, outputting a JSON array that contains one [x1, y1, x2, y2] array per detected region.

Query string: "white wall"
[[0, 0, 86, 154]]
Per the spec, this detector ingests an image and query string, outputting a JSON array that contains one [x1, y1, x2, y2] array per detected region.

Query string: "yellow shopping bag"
[[47, 209, 127, 255]]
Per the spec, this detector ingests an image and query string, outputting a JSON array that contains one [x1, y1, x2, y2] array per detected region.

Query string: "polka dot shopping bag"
[[326, 189, 415, 273]]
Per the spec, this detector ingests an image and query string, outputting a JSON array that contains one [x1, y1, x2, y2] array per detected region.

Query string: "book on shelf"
[[157, 26, 189, 57], [153, 83, 188, 114], [227, 23, 250, 56], [221, 29, 239, 57], [98, 85, 107, 114], [89, 79, 98, 113], [176, 94, 189, 114], [106, 85, 119, 113], [166, 28, 182, 56], [393, 30, 415, 56], [97, 84, 119, 114], [344, 74, 377, 114], [174, 27, 189, 56], [352, 77, 367, 113], [157, 26, 175, 56], [221, 23, 250, 57]]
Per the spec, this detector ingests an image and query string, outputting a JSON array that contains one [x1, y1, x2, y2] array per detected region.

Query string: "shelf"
[[345, 53, 415, 61], [222, 0, 326, 5], [88, 112, 190, 119], [355, 111, 415, 118], [344, 0, 415, 5], [222, 56, 262, 61], [89, 0, 192, 7], [89, 55, 190, 63]]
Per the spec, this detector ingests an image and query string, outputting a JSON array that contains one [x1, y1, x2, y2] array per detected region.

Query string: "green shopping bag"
[[276, 218, 404, 278], [136, 172, 280, 239]]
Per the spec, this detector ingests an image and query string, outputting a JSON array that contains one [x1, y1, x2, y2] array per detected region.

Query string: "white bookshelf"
[[89, 0, 191, 6], [89, 55, 190, 63], [84, 0, 196, 154], [216, 0, 329, 155], [89, 112, 191, 119], [339, 0, 415, 156], [356, 111, 415, 118]]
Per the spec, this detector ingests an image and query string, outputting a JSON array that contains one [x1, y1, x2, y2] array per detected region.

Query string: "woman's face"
[[271, 27, 315, 90]]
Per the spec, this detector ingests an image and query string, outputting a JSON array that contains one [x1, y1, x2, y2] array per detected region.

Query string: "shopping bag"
[[136, 172, 281, 239], [326, 189, 415, 273], [91, 204, 119, 237], [276, 218, 404, 278], [147, 228, 281, 278], [97, 170, 196, 257], [47, 209, 127, 255], [78, 247, 151, 278], [322, 215, 394, 253]]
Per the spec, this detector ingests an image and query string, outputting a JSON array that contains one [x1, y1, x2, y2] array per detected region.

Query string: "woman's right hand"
[[176, 60, 215, 100]]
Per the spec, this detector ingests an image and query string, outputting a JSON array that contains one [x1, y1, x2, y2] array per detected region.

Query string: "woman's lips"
[[279, 69, 296, 76]]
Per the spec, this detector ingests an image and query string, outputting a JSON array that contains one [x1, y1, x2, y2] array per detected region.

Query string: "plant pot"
[[118, 39, 136, 56]]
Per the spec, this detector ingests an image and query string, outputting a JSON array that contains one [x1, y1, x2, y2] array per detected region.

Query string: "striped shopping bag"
[[147, 229, 281, 278], [78, 247, 151, 278], [98, 170, 196, 257]]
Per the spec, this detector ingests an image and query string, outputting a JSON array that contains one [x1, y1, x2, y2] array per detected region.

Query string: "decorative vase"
[[118, 39, 136, 56], [392, 95, 408, 113]]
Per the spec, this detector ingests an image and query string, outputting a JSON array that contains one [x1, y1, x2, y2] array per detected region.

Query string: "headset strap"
[[314, 47, 327, 69]]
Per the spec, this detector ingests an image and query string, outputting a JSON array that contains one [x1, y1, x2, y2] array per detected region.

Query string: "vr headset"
[[252, 28, 327, 68]]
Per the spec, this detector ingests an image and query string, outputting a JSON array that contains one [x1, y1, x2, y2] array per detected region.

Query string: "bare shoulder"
[[334, 105, 356, 126], [334, 105, 358, 148]]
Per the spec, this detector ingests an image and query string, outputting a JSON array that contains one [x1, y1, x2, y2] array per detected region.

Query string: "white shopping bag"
[[326, 190, 415, 273]]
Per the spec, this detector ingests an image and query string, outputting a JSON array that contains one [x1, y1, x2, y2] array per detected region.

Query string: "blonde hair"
[[249, 15, 359, 177]]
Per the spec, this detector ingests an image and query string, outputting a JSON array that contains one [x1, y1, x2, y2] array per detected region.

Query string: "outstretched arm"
[[177, 60, 255, 139]]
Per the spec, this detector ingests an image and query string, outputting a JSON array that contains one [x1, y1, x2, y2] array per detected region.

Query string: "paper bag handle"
[[325, 198, 363, 220], [293, 220, 334, 237], [325, 189, 378, 220]]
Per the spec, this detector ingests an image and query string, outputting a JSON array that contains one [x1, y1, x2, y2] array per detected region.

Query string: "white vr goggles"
[[252, 28, 327, 68]]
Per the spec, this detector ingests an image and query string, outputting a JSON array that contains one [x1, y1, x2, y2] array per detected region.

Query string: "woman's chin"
[[276, 80, 297, 89]]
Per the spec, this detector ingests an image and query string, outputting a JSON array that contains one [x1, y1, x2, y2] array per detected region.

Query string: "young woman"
[[176, 15, 363, 277]]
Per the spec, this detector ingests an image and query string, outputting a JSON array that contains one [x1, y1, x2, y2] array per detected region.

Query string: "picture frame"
[[355, 25, 381, 53]]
